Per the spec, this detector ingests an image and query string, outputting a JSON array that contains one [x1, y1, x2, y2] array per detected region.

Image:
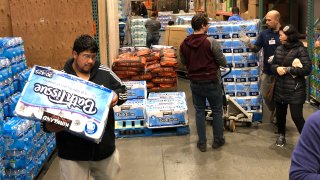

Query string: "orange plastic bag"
[[152, 77, 177, 84], [131, 73, 153, 80]]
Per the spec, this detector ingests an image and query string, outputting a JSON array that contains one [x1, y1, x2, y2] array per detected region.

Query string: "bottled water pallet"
[[115, 125, 190, 138]]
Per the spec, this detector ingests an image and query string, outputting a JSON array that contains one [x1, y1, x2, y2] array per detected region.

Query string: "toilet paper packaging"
[[122, 81, 147, 99], [146, 104, 188, 128], [113, 99, 146, 120], [14, 66, 114, 143]]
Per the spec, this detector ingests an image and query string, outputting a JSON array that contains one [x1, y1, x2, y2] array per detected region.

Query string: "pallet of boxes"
[[113, 83, 189, 138], [112, 46, 189, 137]]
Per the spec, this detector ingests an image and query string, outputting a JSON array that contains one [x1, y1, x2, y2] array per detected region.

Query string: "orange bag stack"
[[149, 46, 178, 91], [112, 46, 178, 91], [112, 48, 146, 81]]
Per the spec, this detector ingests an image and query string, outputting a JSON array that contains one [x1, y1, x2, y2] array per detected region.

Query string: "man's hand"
[[268, 55, 274, 64], [111, 91, 119, 107], [45, 122, 65, 133], [276, 67, 287, 76], [239, 33, 251, 46]]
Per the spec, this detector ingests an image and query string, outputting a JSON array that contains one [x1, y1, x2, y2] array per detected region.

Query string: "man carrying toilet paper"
[[241, 10, 281, 125], [44, 34, 127, 180]]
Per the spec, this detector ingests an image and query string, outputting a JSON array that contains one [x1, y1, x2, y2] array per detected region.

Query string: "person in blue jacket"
[[290, 110, 320, 179], [228, 7, 243, 21]]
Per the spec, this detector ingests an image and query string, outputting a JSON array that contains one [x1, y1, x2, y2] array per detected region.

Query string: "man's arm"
[[249, 33, 263, 53], [209, 38, 227, 67], [179, 43, 187, 66], [108, 70, 127, 106], [290, 111, 320, 180]]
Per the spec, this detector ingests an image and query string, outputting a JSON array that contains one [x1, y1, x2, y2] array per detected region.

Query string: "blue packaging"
[[113, 99, 146, 120], [217, 40, 233, 53], [233, 53, 259, 68], [208, 23, 232, 39], [223, 83, 236, 97], [236, 82, 260, 97], [122, 81, 147, 99], [235, 96, 262, 112]]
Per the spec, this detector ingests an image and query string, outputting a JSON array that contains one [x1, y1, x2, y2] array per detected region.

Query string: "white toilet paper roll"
[[84, 120, 104, 143], [69, 113, 86, 133]]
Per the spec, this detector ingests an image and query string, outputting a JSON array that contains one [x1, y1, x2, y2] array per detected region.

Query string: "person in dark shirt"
[[145, 12, 161, 48], [138, 1, 148, 18], [44, 34, 127, 180], [228, 7, 243, 21], [180, 13, 227, 152], [243, 10, 281, 124], [290, 110, 320, 179]]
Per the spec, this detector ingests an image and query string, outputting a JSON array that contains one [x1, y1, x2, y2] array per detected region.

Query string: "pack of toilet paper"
[[113, 99, 146, 120], [146, 103, 188, 128], [14, 66, 114, 143], [146, 93, 188, 128], [122, 81, 147, 99], [148, 92, 186, 100]]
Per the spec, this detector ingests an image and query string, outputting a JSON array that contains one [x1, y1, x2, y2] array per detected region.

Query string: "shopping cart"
[[205, 64, 253, 132]]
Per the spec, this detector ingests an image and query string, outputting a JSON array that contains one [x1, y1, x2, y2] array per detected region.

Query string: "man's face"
[[73, 50, 97, 73], [266, 14, 279, 29], [203, 23, 209, 33]]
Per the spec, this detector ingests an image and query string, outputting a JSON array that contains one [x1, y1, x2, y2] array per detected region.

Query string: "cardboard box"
[[249, 0, 259, 4], [164, 25, 188, 71], [237, 0, 248, 13], [248, 4, 259, 19]]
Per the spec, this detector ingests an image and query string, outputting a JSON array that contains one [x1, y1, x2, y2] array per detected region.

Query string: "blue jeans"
[[190, 81, 224, 144]]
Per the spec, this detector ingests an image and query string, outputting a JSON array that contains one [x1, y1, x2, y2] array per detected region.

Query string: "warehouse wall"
[[0, 0, 12, 36], [1, 0, 95, 70]]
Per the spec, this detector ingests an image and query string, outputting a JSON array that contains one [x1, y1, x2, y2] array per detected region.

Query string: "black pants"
[[276, 102, 305, 135]]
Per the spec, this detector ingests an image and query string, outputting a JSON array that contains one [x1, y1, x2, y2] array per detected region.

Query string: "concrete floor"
[[41, 77, 318, 180]]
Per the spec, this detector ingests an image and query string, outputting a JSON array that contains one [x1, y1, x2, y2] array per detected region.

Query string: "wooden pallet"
[[115, 125, 190, 138]]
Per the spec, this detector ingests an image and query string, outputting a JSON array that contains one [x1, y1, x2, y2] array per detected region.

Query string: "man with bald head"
[[246, 10, 281, 124]]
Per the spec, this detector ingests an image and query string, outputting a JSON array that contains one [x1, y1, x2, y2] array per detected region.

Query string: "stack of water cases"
[[310, 34, 320, 102], [0, 37, 56, 179], [113, 81, 147, 136], [176, 16, 193, 25], [158, 11, 173, 30], [146, 92, 188, 128], [131, 18, 148, 46], [118, 0, 124, 19], [187, 20, 262, 121]]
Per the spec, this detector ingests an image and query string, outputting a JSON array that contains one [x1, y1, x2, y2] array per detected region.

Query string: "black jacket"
[[54, 59, 127, 161], [180, 34, 227, 81], [271, 41, 312, 104]]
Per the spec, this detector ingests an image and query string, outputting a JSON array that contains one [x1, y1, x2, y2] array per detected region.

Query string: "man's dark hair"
[[151, 12, 157, 17], [280, 24, 299, 43], [168, 20, 174, 26], [191, 13, 209, 31], [73, 34, 98, 54], [231, 7, 240, 14]]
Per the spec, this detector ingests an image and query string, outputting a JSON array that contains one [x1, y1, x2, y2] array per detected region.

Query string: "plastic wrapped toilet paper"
[[14, 66, 113, 143]]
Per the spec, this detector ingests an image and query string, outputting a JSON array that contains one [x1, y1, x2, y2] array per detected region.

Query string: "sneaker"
[[197, 143, 207, 152], [275, 134, 286, 147], [212, 139, 225, 149]]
